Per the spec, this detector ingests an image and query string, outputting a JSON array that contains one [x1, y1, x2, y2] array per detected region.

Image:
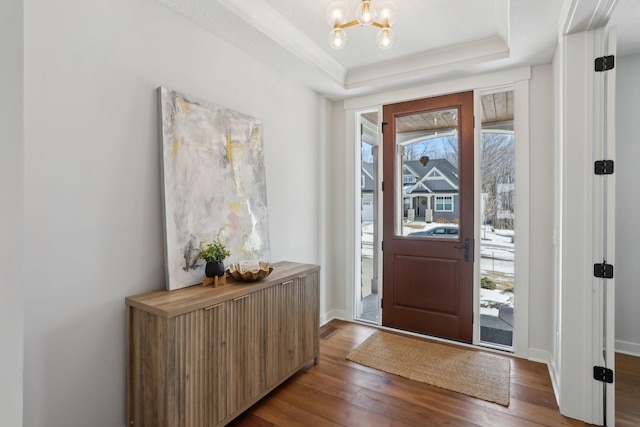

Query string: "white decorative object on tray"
[[227, 262, 273, 282]]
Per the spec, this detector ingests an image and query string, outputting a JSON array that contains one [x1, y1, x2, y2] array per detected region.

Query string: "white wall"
[[22, 0, 332, 426], [324, 101, 348, 322], [0, 1, 24, 426], [615, 53, 640, 356]]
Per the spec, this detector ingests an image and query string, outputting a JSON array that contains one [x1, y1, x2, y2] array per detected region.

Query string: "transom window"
[[435, 196, 453, 212]]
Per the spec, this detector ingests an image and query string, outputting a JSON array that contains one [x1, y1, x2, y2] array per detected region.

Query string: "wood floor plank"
[[616, 352, 640, 427], [509, 383, 559, 410], [349, 386, 483, 427], [230, 390, 343, 427], [617, 353, 640, 376], [508, 358, 556, 393], [229, 412, 276, 427], [230, 320, 599, 427], [276, 381, 395, 427], [292, 369, 361, 402]]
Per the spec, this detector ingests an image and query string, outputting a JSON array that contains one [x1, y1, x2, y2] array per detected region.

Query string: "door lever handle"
[[454, 238, 470, 262]]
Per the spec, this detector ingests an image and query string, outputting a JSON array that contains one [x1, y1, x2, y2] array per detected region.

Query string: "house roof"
[[403, 159, 459, 194], [361, 158, 459, 194]]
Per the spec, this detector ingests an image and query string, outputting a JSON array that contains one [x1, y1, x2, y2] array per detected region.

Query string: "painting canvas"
[[158, 87, 271, 290]]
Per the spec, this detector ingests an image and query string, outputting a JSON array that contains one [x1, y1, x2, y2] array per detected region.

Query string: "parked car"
[[408, 225, 459, 238]]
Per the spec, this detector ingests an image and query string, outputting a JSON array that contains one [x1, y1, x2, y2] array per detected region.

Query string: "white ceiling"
[[158, 0, 640, 100], [264, 0, 505, 70], [610, 0, 640, 56]]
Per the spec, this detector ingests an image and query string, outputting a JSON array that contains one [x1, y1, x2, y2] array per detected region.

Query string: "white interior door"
[[592, 25, 617, 427], [603, 25, 616, 427]]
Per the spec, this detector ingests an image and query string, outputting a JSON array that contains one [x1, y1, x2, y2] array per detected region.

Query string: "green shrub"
[[481, 277, 497, 290]]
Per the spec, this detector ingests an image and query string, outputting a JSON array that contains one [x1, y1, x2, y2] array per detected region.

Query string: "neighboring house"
[[362, 159, 459, 223], [403, 159, 459, 223]]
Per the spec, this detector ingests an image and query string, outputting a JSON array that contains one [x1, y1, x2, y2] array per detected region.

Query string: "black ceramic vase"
[[205, 261, 225, 278]]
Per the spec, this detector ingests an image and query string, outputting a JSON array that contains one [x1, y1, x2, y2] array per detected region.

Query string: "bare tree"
[[481, 133, 515, 229], [403, 142, 420, 160], [403, 138, 448, 161], [441, 136, 459, 167]]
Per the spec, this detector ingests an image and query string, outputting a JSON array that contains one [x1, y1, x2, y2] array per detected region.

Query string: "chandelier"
[[326, 0, 398, 49]]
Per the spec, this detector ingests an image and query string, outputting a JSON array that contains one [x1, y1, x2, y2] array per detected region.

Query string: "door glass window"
[[394, 107, 460, 237]]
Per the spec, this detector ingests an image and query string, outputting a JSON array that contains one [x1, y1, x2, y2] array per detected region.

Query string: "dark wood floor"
[[616, 352, 640, 427], [229, 320, 600, 427]]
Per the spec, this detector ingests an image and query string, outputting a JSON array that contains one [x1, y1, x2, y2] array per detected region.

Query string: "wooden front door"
[[382, 91, 474, 343]]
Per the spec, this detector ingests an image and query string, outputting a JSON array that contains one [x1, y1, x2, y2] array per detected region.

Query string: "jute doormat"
[[346, 331, 511, 406]]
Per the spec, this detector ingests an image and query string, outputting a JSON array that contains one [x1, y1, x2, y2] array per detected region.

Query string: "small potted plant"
[[197, 239, 231, 278]]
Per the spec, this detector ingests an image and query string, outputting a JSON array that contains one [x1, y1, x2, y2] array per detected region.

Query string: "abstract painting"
[[158, 87, 271, 290]]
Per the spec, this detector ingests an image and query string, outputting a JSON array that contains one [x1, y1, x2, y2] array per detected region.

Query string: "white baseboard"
[[616, 339, 640, 357], [528, 348, 549, 364], [320, 309, 345, 326]]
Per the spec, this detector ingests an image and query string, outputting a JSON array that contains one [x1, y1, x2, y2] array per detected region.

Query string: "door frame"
[[343, 67, 532, 359]]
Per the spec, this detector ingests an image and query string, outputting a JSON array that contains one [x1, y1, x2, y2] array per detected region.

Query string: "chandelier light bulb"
[[329, 27, 347, 49], [326, 1, 349, 26], [377, 1, 398, 26], [356, 0, 377, 26], [376, 27, 395, 49]]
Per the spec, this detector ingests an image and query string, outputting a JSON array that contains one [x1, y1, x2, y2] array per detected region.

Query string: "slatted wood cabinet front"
[[126, 261, 320, 427]]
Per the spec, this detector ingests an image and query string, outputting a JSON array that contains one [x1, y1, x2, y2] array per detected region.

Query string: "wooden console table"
[[125, 261, 320, 426]]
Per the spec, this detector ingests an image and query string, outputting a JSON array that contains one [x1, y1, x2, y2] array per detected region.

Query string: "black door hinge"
[[594, 262, 614, 279], [594, 160, 614, 175], [360, 123, 364, 136], [381, 122, 388, 133], [595, 55, 615, 72], [381, 181, 384, 191], [381, 241, 384, 251], [593, 366, 614, 383], [381, 298, 383, 309]]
